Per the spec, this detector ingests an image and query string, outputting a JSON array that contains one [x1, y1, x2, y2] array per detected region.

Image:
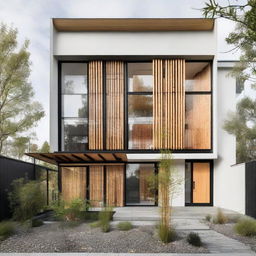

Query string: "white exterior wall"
[[214, 67, 245, 214]]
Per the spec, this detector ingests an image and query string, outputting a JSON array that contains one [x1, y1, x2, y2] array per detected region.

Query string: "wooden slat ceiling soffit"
[[25, 152, 127, 165], [53, 18, 214, 32]]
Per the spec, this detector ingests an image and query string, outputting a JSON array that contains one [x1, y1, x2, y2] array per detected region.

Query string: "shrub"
[[8, 178, 46, 221], [117, 221, 133, 231], [187, 232, 202, 247], [90, 221, 101, 228], [158, 224, 176, 243], [31, 219, 43, 227], [213, 208, 228, 224], [51, 198, 66, 221], [0, 221, 15, 240], [235, 218, 256, 236], [205, 214, 211, 222], [98, 206, 113, 233]]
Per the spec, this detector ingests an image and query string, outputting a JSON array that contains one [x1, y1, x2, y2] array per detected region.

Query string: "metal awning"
[[26, 152, 127, 165]]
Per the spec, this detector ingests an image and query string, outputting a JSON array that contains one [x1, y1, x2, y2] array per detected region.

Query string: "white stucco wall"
[[214, 67, 245, 214]]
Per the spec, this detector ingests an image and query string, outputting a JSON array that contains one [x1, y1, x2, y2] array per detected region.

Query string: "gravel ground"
[[209, 223, 256, 252], [0, 222, 208, 253]]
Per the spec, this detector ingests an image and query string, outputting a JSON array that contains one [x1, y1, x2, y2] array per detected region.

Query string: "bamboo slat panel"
[[88, 61, 103, 150], [193, 162, 210, 203], [106, 61, 124, 149], [106, 165, 124, 206], [153, 59, 185, 149], [61, 167, 86, 202], [89, 166, 104, 207]]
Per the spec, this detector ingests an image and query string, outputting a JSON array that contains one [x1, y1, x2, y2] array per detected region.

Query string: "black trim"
[[58, 59, 213, 153], [46, 170, 49, 205], [103, 166, 107, 205], [185, 159, 213, 206]]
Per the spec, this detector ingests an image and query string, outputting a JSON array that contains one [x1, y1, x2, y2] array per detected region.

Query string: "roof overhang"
[[53, 18, 215, 32], [26, 152, 127, 166]]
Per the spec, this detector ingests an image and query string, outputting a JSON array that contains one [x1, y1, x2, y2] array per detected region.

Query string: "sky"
[[0, 0, 247, 147]]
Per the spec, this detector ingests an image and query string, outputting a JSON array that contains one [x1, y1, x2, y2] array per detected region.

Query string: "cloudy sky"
[[0, 0, 246, 146]]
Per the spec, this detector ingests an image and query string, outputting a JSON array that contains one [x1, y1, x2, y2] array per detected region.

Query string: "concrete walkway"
[[112, 206, 255, 254]]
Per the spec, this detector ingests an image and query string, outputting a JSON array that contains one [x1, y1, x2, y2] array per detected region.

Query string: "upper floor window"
[[185, 62, 212, 150], [61, 63, 88, 151], [128, 63, 153, 150]]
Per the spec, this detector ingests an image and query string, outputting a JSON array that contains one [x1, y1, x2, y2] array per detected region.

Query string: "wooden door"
[[193, 162, 210, 203]]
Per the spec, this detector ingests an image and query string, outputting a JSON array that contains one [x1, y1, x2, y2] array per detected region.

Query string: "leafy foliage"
[[0, 24, 44, 154], [31, 218, 43, 227], [8, 178, 46, 221], [0, 221, 15, 240], [203, 1, 256, 163], [187, 232, 202, 247], [117, 221, 133, 231], [205, 214, 212, 222], [235, 218, 256, 236], [224, 97, 256, 162]]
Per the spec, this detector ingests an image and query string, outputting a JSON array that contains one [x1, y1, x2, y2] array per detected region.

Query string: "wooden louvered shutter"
[[106, 61, 125, 149], [88, 61, 103, 149], [153, 59, 185, 149]]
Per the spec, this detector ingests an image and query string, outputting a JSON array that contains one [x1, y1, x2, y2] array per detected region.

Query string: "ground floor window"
[[126, 163, 157, 206], [185, 160, 213, 206]]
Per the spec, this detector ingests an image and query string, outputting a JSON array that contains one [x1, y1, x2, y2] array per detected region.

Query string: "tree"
[[0, 24, 44, 154], [224, 97, 256, 162], [203, 0, 256, 162], [40, 141, 50, 153]]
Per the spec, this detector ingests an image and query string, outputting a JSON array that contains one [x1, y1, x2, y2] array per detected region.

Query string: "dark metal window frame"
[[58, 60, 213, 153], [185, 159, 214, 206]]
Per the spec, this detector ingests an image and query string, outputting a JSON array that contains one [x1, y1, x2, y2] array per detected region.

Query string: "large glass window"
[[128, 63, 153, 149], [61, 63, 88, 151], [126, 163, 156, 205], [185, 62, 212, 150]]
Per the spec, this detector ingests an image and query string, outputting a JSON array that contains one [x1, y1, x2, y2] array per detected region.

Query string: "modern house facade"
[[28, 18, 245, 213]]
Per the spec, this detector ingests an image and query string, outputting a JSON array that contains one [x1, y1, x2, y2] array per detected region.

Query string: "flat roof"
[[53, 18, 214, 32]]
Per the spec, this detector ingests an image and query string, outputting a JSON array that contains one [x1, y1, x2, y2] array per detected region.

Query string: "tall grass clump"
[[98, 206, 113, 232], [0, 221, 15, 240], [8, 178, 46, 221], [235, 218, 256, 236], [213, 208, 228, 224]]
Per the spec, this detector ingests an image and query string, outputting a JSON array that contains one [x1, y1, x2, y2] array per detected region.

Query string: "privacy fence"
[[0, 155, 58, 220]]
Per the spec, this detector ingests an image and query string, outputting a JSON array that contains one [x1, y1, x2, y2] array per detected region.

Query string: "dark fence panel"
[[0, 155, 58, 220], [245, 161, 256, 218]]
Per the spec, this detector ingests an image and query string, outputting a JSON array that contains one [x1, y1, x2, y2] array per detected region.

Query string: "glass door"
[[125, 163, 156, 206]]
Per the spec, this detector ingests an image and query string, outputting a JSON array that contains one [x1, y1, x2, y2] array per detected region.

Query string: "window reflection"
[[61, 63, 88, 151], [128, 63, 152, 92], [128, 95, 153, 149]]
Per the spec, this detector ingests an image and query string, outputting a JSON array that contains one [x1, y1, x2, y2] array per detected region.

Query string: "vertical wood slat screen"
[[106, 165, 124, 206], [153, 59, 185, 149], [106, 61, 124, 149], [88, 61, 103, 149], [89, 166, 104, 207], [61, 167, 87, 202]]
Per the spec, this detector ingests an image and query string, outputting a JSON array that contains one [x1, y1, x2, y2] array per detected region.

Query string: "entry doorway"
[[125, 163, 157, 206], [185, 160, 213, 206]]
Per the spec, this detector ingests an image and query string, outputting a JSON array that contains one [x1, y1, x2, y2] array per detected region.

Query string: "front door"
[[185, 161, 212, 205]]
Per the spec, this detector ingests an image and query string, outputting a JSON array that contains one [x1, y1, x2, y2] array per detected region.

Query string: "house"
[[27, 18, 246, 213]]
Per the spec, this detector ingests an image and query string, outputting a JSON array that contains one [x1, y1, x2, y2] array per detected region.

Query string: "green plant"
[[8, 178, 46, 221], [65, 198, 86, 221], [0, 221, 15, 240], [90, 221, 101, 228], [187, 232, 202, 247], [213, 208, 228, 224], [51, 198, 66, 220], [31, 219, 43, 227], [158, 224, 176, 243], [117, 221, 133, 231], [98, 206, 113, 233], [235, 218, 256, 236], [205, 214, 211, 222]]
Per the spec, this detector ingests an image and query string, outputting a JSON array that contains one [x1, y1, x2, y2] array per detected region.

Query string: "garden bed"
[[209, 222, 256, 252], [0, 222, 208, 253]]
